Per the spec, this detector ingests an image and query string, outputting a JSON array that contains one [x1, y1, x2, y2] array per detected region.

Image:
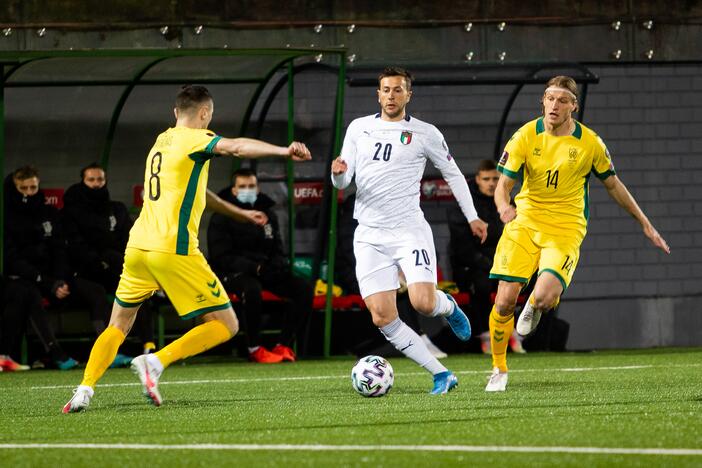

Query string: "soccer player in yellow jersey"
[[63, 85, 311, 412], [485, 76, 670, 392]]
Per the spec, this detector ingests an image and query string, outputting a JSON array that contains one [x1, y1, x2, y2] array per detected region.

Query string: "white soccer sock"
[[430, 290, 453, 317], [379, 318, 447, 375]]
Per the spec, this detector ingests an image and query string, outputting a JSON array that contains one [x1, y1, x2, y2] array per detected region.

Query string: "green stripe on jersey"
[[536, 117, 545, 135], [498, 164, 523, 180], [181, 302, 232, 320], [539, 268, 568, 291], [176, 160, 205, 255], [489, 273, 529, 283], [205, 135, 222, 153], [583, 174, 591, 222], [593, 169, 616, 180]]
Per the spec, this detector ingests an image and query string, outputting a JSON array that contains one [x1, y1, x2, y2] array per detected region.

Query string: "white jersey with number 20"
[[331, 113, 478, 228]]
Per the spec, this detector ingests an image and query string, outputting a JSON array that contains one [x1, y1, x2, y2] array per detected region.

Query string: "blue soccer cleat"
[[56, 357, 79, 371], [430, 371, 458, 395], [110, 353, 134, 368], [444, 292, 471, 341]]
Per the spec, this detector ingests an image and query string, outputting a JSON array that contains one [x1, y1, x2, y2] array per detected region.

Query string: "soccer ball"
[[351, 355, 394, 397]]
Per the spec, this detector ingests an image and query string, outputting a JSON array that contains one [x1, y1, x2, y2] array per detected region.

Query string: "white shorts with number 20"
[[353, 219, 437, 299]]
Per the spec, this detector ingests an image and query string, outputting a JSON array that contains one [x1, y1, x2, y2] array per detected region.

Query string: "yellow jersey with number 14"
[[498, 117, 615, 238], [127, 126, 221, 255]]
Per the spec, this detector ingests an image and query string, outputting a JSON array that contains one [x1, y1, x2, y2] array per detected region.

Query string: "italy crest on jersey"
[[400, 131, 412, 145]]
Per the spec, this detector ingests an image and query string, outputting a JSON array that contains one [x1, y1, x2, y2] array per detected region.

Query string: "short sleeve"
[[591, 135, 616, 180], [498, 129, 527, 179], [189, 130, 221, 162]]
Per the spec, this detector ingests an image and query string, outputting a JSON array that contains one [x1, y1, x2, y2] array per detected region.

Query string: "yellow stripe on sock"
[[80, 326, 125, 389]]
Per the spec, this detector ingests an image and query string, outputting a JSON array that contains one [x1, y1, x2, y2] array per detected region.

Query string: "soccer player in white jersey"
[[332, 67, 488, 394]]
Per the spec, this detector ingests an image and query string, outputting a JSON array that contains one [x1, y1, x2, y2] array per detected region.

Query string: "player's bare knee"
[[411, 296, 435, 316], [494, 298, 516, 317], [226, 316, 239, 337], [369, 308, 395, 328], [533, 293, 557, 310]]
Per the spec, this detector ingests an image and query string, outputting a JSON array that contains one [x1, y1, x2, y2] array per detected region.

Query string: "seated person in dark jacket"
[[208, 168, 313, 363], [62, 163, 155, 354], [3, 165, 130, 367], [1, 273, 70, 371], [447, 159, 524, 354]]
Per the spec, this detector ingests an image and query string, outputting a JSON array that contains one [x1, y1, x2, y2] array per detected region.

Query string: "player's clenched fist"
[[287, 142, 312, 161], [332, 157, 348, 175]]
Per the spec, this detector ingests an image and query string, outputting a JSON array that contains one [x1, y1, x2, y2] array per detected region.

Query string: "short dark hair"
[[232, 168, 257, 185], [13, 165, 39, 181], [476, 159, 497, 173], [378, 67, 413, 90], [176, 85, 213, 113], [80, 162, 104, 180]]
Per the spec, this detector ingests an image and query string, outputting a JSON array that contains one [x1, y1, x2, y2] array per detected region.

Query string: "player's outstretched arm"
[[601, 175, 670, 254], [495, 174, 517, 224], [205, 189, 268, 225], [214, 138, 311, 161]]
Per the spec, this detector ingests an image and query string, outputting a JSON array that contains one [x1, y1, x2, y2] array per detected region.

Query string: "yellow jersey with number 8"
[[127, 126, 221, 255], [498, 117, 615, 237]]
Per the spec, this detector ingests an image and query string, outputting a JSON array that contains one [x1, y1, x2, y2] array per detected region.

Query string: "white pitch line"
[[0, 443, 700, 456], [12, 362, 702, 391]]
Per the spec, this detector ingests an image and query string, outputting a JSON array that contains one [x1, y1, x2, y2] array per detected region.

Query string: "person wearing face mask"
[[207, 168, 314, 363], [2, 165, 95, 370], [62, 163, 154, 359]]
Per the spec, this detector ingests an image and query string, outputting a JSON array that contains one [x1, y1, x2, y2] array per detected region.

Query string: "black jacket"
[[62, 182, 131, 277], [447, 180, 504, 275], [335, 194, 360, 294], [207, 187, 287, 278], [3, 174, 71, 296]]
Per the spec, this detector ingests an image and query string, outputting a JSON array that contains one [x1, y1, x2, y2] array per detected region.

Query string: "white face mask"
[[236, 188, 258, 205]]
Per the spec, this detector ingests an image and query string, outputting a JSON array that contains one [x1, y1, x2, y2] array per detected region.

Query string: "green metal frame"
[[0, 47, 347, 358], [323, 58, 346, 357], [286, 61, 296, 265]]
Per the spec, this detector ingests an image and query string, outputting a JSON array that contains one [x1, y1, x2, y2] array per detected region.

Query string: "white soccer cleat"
[[130, 354, 163, 407], [420, 334, 448, 359], [516, 302, 541, 336], [485, 367, 508, 392], [62, 385, 94, 413], [509, 329, 527, 354]]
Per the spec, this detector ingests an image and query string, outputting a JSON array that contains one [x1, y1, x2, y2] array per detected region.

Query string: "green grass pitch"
[[0, 348, 700, 467]]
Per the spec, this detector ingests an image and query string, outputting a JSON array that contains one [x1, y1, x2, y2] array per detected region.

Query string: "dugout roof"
[[0, 48, 348, 357]]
